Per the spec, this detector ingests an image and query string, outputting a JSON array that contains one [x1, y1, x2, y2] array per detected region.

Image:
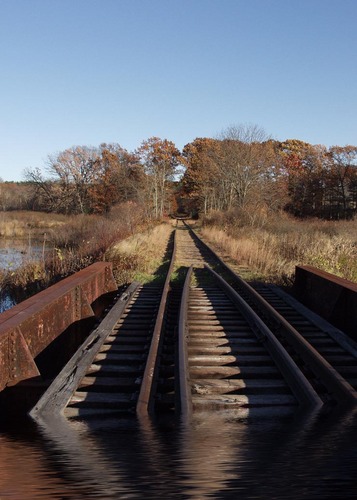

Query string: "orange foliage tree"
[[136, 137, 183, 219], [89, 144, 143, 214], [181, 138, 221, 214], [277, 139, 328, 217]]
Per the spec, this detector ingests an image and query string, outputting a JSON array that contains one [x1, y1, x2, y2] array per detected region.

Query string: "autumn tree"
[[0, 182, 34, 211], [136, 137, 182, 219], [24, 167, 64, 212], [181, 138, 221, 214], [277, 139, 328, 217], [326, 145, 357, 218], [90, 144, 143, 213], [57, 146, 99, 213], [181, 127, 288, 219], [25, 143, 145, 215]]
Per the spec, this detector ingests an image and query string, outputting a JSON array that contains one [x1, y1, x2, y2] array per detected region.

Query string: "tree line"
[[1, 126, 357, 220], [180, 126, 357, 220]]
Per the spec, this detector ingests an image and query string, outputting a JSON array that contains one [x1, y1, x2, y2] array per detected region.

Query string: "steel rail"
[[136, 229, 177, 417], [177, 265, 193, 423], [186, 222, 357, 407], [204, 265, 323, 409]]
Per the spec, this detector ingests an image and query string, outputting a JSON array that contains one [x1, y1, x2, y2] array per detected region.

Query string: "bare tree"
[[218, 124, 272, 209], [24, 167, 63, 212], [45, 146, 100, 214]]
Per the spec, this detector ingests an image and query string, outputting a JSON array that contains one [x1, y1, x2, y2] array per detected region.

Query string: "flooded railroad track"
[[30, 221, 357, 423], [177, 266, 317, 420], [65, 284, 163, 418]]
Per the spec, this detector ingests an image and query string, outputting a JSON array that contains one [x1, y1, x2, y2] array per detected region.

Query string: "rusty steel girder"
[[294, 265, 357, 341], [0, 262, 117, 391]]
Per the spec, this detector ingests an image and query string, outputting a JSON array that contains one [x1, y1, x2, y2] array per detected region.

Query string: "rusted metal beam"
[[294, 265, 357, 341], [0, 262, 117, 391]]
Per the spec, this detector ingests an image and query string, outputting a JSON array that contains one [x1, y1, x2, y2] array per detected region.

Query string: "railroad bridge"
[[1, 222, 357, 423]]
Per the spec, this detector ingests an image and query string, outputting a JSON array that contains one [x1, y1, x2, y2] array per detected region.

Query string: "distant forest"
[[1, 126, 357, 220]]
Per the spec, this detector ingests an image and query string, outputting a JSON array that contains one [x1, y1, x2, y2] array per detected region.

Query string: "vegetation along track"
[[30, 220, 357, 423]]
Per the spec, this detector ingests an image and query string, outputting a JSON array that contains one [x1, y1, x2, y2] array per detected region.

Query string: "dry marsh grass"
[[0, 211, 67, 238], [201, 212, 357, 285], [106, 223, 173, 285]]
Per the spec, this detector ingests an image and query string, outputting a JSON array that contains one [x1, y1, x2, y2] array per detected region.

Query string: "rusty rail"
[[136, 230, 177, 417], [177, 265, 193, 423], [206, 262, 357, 407], [0, 262, 117, 392]]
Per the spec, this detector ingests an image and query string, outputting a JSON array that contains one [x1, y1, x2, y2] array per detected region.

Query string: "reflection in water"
[[0, 294, 15, 313], [0, 434, 65, 499], [0, 409, 356, 499], [178, 413, 242, 498]]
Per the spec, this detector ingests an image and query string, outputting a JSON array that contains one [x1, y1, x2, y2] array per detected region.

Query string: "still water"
[[1, 409, 356, 499], [0, 239, 47, 312], [0, 239, 46, 270]]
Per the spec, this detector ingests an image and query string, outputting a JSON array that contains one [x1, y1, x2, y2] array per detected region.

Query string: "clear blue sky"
[[0, 0, 356, 181]]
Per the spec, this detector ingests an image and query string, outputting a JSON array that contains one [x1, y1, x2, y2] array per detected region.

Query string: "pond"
[[0, 239, 46, 270], [0, 239, 48, 313]]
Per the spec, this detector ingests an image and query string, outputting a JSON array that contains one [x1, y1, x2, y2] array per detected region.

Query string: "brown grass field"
[[199, 211, 357, 285]]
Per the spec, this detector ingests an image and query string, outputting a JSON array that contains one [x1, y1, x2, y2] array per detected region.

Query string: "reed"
[[0, 211, 67, 238], [0, 269, 6, 290]]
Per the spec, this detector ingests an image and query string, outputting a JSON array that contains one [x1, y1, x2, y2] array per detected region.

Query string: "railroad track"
[[31, 231, 177, 420], [30, 221, 357, 422], [178, 266, 316, 420]]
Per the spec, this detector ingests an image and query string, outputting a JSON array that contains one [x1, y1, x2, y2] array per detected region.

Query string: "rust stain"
[[0, 262, 117, 392]]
